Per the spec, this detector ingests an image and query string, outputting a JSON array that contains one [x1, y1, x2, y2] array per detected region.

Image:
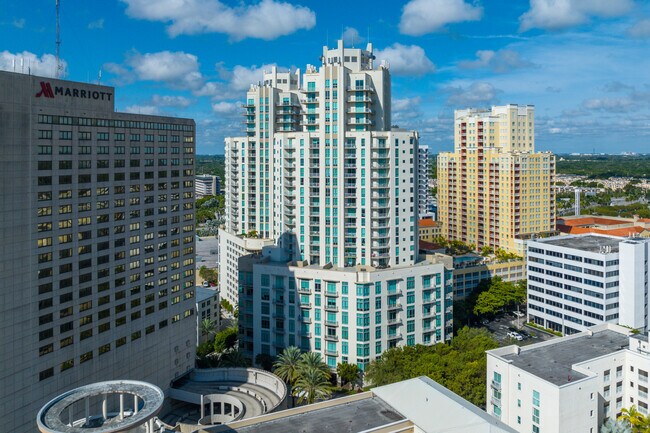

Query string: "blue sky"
[[2, 0, 650, 154]]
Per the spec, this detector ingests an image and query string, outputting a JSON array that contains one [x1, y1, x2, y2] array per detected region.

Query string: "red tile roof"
[[559, 217, 627, 227], [419, 219, 439, 228]]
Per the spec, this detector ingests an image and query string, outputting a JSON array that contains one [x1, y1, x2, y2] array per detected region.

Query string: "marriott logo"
[[35, 82, 54, 98], [35, 81, 112, 101]]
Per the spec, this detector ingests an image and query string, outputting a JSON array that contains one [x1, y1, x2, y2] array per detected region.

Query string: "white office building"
[[527, 234, 649, 335], [195, 174, 220, 198], [487, 324, 650, 433], [217, 228, 275, 305], [196, 287, 220, 345], [0, 71, 198, 433], [222, 40, 452, 369]]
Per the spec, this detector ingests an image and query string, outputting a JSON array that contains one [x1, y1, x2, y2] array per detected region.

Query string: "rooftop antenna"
[[55, 0, 63, 78], [97, 69, 102, 85]]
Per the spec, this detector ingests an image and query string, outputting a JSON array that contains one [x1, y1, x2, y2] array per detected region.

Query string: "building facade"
[[437, 105, 556, 255], [217, 228, 275, 305], [417, 145, 434, 218], [238, 256, 452, 370], [487, 324, 650, 433], [196, 287, 221, 345], [0, 71, 197, 433], [195, 174, 220, 198], [527, 234, 649, 335], [418, 218, 441, 242], [222, 41, 452, 369]]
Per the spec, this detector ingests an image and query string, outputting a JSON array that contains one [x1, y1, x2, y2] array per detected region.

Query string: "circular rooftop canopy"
[[37, 380, 164, 433]]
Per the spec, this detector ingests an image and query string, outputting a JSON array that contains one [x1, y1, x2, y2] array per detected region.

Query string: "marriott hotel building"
[[0, 71, 197, 432]]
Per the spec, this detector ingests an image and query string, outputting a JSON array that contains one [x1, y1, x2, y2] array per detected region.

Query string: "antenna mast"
[[55, 0, 63, 78]]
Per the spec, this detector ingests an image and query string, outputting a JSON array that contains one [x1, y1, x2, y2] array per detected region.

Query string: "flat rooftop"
[[501, 330, 630, 386], [226, 396, 404, 433], [538, 235, 621, 254]]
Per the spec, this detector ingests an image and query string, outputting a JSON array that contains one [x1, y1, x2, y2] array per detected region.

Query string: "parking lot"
[[483, 312, 557, 346]]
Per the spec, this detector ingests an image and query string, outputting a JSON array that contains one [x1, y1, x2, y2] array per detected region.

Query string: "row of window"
[[37, 114, 194, 132], [38, 308, 195, 381]]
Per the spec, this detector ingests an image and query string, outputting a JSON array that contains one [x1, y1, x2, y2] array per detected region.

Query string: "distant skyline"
[[2, 0, 649, 154]]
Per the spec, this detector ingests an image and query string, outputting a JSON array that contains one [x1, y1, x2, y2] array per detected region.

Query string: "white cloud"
[[88, 18, 104, 29], [519, 0, 634, 32], [443, 82, 502, 106], [629, 19, 650, 38], [151, 94, 192, 107], [120, 0, 316, 40], [0, 51, 66, 78], [12, 18, 25, 28], [211, 101, 241, 114], [375, 43, 436, 76], [341, 27, 364, 46], [583, 97, 634, 112], [124, 105, 161, 115], [106, 50, 204, 89], [195, 63, 280, 100], [459, 49, 534, 73], [399, 0, 482, 36], [393, 96, 422, 113]]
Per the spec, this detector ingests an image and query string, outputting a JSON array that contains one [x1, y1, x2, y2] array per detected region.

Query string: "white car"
[[507, 331, 524, 341], [513, 311, 525, 318]]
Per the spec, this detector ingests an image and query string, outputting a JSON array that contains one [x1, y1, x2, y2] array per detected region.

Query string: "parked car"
[[507, 331, 524, 341], [203, 281, 210, 288], [513, 311, 525, 318], [481, 319, 489, 326]]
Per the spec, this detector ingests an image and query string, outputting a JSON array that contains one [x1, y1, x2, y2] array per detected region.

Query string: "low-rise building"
[[218, 229, 275, 306], [196, 287, 221, 345], [527, 234, 649, 335], [418, 218, 442, 242], [194, 376, 518, 433], [487, 324, 650, 433], [558, 215, 650, 238], [196, 174, 221, 198], [428, 253, 526, 299]]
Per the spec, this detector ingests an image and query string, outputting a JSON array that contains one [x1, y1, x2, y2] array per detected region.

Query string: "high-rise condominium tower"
[[437, 105, 556, 255], [0, 71, 197, 433], [222, 41, 452, 370]]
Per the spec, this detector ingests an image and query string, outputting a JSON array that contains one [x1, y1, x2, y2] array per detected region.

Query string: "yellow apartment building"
[[437, 105, 556, 255]]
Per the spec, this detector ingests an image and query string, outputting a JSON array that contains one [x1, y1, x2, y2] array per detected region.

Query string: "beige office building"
[[437, 105, 556, 255]]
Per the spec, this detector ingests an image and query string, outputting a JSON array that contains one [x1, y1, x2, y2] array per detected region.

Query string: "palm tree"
[[274, 346, 303, 385], [292, 367, 333, 405], [200, 318, 217, 337], [220, 350, 250, 368], [618, 406, 650, 432], [601, 418, 633, 433], [298, 352, 330, 377]]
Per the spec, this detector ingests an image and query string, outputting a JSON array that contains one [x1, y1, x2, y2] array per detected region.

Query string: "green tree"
[[601, 418, 633, 433], [273, 346, 303, 387], [365, 327, 498, 408], [480, 246, 494, 256], [200, 318, 217, 338], [299, 352, 330, 377], [199, 266, 219, 284], [220, 299, 235, 314], [472, 277, 526, 317], [292, 367, 333, 405], [618, 406, 650, 432], [220, 350, 250, 368], [255, 353, 275, 371], [213, 326, 238, 353], [336, 362, 360, 386]]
